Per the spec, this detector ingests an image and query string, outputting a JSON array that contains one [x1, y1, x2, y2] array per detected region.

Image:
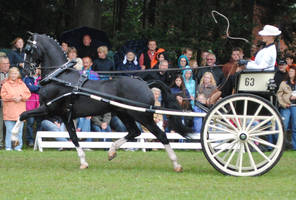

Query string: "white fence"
[[34, 131, 202, 152]]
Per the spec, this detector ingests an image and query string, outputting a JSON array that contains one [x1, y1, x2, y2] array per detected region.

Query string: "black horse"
[[12, 33, 190, 171]]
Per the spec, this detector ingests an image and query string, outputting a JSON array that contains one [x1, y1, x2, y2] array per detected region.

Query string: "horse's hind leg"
[[61, 116, 88, 169], [141, 118, 183, 172], [108, 113, 141, 161]]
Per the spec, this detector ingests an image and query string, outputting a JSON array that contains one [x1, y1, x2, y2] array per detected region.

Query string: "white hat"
[[259, 25, 281, 36]]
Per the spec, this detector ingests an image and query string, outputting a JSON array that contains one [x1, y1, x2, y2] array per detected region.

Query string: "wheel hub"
[[239, 133, 248, 141]]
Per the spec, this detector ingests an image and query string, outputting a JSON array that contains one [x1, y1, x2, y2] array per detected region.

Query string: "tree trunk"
[[75, 0, 102, 29]]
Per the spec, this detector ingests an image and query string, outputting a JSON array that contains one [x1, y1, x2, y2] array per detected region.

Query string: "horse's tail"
[[147, 80, 192, 138]]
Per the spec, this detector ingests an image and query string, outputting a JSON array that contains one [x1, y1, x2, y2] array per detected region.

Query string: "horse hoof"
[[174, 166, 183, 172], [108, 151, 117, 161], [80, 163, 89, 170]]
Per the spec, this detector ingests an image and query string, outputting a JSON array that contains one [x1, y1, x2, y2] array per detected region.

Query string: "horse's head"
[[23, 32, 68, 77], [23, 33, 42, 75]]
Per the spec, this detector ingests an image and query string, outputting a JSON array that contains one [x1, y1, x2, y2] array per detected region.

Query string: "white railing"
[[34, 131, 202, 152], [34, 131, 234, 152]]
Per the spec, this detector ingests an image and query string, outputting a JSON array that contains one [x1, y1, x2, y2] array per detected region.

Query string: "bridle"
[[23, 33, 40, 75]]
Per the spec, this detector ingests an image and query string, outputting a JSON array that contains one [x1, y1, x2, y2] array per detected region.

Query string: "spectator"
[[177, 55, 189, 69], [286, 54, 294, 66], [222, 47, 244, 77], [24, 68, 41, 147], [67, 47, 83, 70], [150, 48, 166, 69], [182, 66, 196, 107], [81, 57, 99, 80], [40, 116, 68, 150], [141, 60, 173, 86], [110, 115, 127, 132], [196, 72, 217, 105], [277, 64, 296, 151], [189, 59, 198, 68], [139, 40, 158, 70], [199, 50, 210, 66], [91, 113, 112, 142], [142, 87, 164, 132], [61, 41, 69, 53], [93, 45, 114, 80], [0, 56, 10, 149], [1, 67, 31, 151], [182, 48, 193, 61], [168, 94, 192, 133], [153, 51, 169, 70], [170, 74, 190, 98], [11, 37, 25, 77], [77, 57, 99, 143], [76, 117, 92, 142], [77, 35, 97, 60], [274, 60, 288, 92], [117, 50, 141, 76], [196, 53, 225, 86]]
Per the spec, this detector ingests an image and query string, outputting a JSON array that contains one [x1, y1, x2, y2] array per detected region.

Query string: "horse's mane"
[[38, 34, 68, 60]]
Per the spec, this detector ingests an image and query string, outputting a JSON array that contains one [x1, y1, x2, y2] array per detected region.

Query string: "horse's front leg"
[[11, 105, 49, 146], [61, 116, 88, 169]]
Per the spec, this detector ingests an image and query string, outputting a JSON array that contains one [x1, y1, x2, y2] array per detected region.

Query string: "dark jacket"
[[93, 58, 114, 80], [274, 70, 287, 92], [23, 76, 40, 93]]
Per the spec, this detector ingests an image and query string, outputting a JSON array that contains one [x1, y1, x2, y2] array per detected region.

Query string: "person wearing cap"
[[239, 25, 281, 71], [274, 60, 288, 92]]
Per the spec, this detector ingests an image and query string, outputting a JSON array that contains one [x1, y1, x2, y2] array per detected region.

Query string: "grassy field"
[[0, 149, 295, 200]]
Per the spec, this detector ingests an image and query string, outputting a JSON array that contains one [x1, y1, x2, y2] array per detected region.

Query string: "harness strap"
[[40, 61, 76, 85], [73, 73, 88, 92]]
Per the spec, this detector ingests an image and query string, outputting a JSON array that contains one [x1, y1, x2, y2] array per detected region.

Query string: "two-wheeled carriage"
[[200, 70, 284, 176]]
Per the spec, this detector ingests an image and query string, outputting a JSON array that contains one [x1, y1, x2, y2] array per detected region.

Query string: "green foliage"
[[0, 150, 295, 199], [2, 0, 296, 63]]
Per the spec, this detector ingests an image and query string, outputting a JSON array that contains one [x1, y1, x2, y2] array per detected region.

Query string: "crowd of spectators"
[[0, 31, 296, 152]]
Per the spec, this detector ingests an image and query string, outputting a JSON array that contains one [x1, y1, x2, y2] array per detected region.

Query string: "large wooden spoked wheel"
[[201, 94, 284, 176]]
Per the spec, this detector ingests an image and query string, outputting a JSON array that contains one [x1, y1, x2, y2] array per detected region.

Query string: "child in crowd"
[[182, 66, 196, 107]]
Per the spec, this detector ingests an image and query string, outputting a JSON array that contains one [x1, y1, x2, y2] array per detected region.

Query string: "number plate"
[[237, 72, 275, 92]]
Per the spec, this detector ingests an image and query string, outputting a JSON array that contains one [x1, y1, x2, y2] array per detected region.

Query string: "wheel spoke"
[[242, 99, 248, 130], [212, 140, 237, 157], [249, 137, 277, 149], [236, 143, 244, 173], [245, 142, 257, 171], [207, 136, 235, 143], [247, 140, 271, 162], [212, 139, 234, 149], [216, 110, 239, 133], [248, 116, 274, 134], [222, 141, 237, 160], [245, 104, 263, 132], [224, 145, 237, 169], [215, 118, 237, 131], [250, 130, 280, 137], [229, 101, 242, 130], [208, 124, 237, 134]]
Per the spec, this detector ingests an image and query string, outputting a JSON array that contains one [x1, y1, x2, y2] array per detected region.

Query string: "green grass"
[[0, 149, 295, 200]]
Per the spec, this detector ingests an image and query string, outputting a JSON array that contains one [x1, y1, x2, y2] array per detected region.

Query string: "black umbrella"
[[60, 26, 111, 49]]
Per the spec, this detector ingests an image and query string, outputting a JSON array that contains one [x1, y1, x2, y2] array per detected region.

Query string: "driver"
[[207, 25, 282, 105], [239, 25, 282, 70]]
